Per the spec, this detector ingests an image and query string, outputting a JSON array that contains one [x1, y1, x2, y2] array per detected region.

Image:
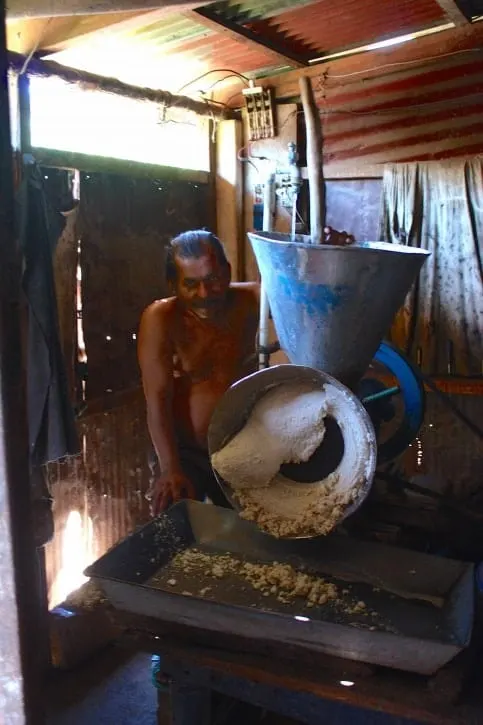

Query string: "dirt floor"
[[45, 644, 299, 725], [46, 646, 157, 725]]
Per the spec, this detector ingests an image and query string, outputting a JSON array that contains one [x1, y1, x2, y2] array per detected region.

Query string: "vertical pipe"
[[0, 3, 45, 721], [258, 173, 275, 370], [17, 72, 31, 153], [208, 118, 217, 236], [291, 192, 298, 239], [299, 76, 325, 244], [288, 142, 301, 240]]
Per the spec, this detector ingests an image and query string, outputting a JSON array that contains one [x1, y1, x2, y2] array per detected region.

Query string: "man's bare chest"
[[173, 314, 256, 382]]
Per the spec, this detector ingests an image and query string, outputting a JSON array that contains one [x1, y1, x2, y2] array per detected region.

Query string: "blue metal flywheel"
[[358, 341, 425, 465]]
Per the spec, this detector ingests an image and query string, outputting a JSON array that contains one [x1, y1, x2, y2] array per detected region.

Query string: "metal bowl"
[[208, 364, 378, 538]]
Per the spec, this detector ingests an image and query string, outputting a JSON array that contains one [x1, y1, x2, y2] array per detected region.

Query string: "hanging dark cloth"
[[17, 162, 80, 465]]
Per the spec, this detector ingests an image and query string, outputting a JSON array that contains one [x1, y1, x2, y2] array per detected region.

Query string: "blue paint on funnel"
[[249, 232, 430, 388]]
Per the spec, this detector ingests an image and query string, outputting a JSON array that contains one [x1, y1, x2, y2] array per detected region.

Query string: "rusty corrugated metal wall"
[[44, 390, 151, 608], [44, 169, 214, 608], [314, 52, 483, 176], [79, 172, 212, 400]]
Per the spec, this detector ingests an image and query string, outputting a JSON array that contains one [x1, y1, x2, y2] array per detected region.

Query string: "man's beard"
[[189, 298, 224, 318]]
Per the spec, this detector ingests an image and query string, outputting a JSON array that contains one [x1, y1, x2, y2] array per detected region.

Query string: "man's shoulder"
[[140, 296, 178, 332]]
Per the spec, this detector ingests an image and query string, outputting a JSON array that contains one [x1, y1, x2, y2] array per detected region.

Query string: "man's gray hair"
[[166, 229, 229, 283]]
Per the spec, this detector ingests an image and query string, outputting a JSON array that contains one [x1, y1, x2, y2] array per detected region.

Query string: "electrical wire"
[[224, 89, 245, 108], [176, 69, 250, 95], [318, 96, 483, 115], [326, 47, 483, 80], [201, 73, 251, 93], [166, 73, 240, 116], [20, 17, 53, 75]]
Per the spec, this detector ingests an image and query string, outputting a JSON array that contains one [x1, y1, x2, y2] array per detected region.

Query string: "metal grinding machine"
[[87, 230, 476, 678], [209, 231, 431, 509], [85, 82, 476, 681]]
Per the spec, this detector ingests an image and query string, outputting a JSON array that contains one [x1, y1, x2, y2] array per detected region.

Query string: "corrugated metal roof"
[[13, 0, 472, 98], [247, 0, 447, 57], [45, 9, 283, 91]]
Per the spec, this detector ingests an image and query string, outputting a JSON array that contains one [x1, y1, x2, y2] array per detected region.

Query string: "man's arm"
[[137, 303, 195, 513]]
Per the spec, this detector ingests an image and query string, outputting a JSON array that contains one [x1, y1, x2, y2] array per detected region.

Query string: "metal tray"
[[85, 501, 475, 675]]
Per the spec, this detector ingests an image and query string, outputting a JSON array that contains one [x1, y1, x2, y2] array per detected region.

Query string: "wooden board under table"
[[110, 610, 483, 725]]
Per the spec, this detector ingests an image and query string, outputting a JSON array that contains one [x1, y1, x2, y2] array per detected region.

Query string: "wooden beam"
[[188, 7, 309, 69], [8, 50, 237, 120], [5, 12, 141, 54], [6, 0, 215, 20], [32, 5, 207, 53], [0, 2, 44, 722], [215, 119, 244, 279], [434, 0, 470, 24], [32, 147, 211, 181], [299, 76, 324, 243]]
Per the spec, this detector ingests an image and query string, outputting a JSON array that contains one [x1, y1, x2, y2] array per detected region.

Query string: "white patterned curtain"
[[379, 157, 483, 376]]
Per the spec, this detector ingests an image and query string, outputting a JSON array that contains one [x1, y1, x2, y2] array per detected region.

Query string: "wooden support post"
[[215, 119, 244, 280], [208, 118, 217, 235], [299, 76, 325, 244], [0, 3, 45, 722]]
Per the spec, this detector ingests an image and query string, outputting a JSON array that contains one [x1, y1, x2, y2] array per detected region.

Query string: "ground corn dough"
[[211, 381, 370, 538], [211, 383, 328, 490], [170, 548, 371, 617]]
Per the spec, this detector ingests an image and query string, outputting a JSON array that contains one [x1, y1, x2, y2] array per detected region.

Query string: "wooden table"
[[111, 612, 483, 725]]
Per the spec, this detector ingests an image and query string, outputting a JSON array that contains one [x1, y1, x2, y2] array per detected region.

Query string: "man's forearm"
[[147, 401, 181, 474]]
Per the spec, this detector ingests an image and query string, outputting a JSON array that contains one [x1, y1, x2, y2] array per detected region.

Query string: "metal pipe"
[[291, 192, 298, 239], [258, 173, 275, 370], [287, 142, 301, 240], [362, 386, 400, 405]]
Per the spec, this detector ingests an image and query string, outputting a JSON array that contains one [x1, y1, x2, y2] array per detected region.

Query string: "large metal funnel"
[[249, 232, 430, 388]]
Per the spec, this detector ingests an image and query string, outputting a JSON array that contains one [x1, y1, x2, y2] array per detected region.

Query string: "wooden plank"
[[188, 7, 309, 69], [35, 7, 202, 52], [33, 146, 210, 182], [215, 119, 245, 280], [115, 620, 483, 725], [5, 12, 142, 54], [0, 1, 45, 720], [7, 0, 213, 19], [208, 119, 217, 235], [434, 0, 470, 25]]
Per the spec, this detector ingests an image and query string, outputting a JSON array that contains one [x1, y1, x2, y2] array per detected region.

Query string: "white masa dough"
[[210, 383, 328, 490], [210, 380, 375, 538]]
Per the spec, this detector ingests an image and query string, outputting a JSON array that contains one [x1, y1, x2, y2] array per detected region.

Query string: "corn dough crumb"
[[169, 549, 374, 618]]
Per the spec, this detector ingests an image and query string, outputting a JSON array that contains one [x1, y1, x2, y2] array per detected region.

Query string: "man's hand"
[[151, 470, 196, 515], [324, 226, 355, 246]]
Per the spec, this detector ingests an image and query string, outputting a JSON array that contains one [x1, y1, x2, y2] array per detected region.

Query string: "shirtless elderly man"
[[138, 227, 352, 514]]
